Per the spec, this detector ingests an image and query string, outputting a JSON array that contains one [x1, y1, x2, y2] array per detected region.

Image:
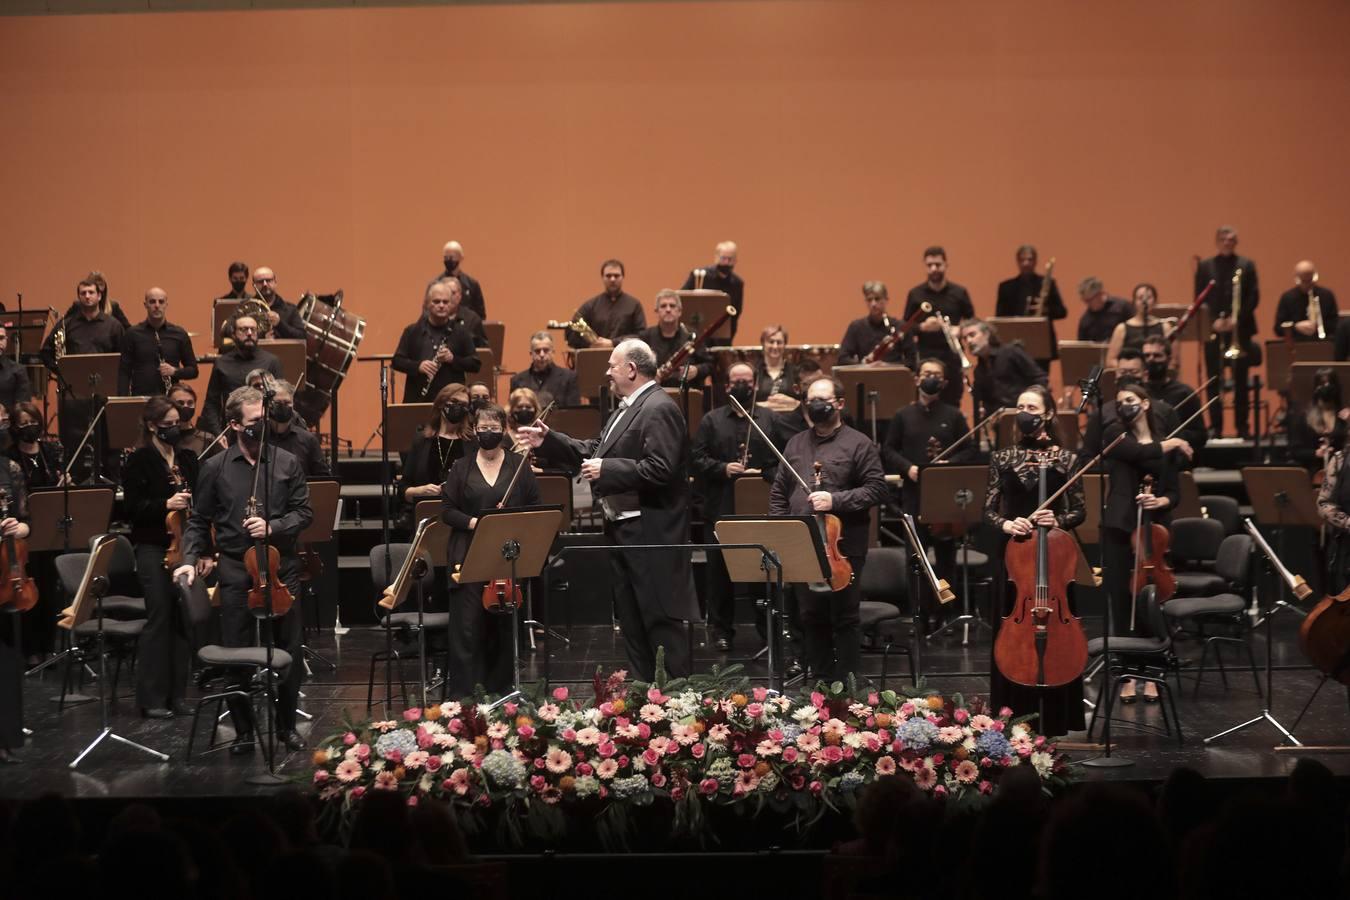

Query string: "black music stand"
[[297, 480, 341, 672], [1205, 470, 1319, 747], [455, 506, 564, 708], [714, 516, 822, 691], [64, 534, 170, 769], [832, 365, 914, 443], [677, 291, 734, 342], [918, 465, 990, 644], [377, 516, 440, 712], [59, 353, 118, 485]]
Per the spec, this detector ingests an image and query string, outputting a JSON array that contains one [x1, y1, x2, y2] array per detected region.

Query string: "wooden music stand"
[[484, 322, 506, 366], [1265, 339, 1333, 391], [413, 498, 450, 567], [574, 348, 611, 403], [989, 317, 1052, 362], [104, 396, 150, 450], [1078, 473, 1105, 546], [387, 403, 434, 448], [300, 480, 342, 546], [1289, 362, 1350, 410], [547, 406, 602, 442], [6, 310, 50, 361], [664, 388, 703, 439], [917, 464, 990, 641], [733, 477, 771, 515], [472, 349, 497, 397], [677, 291, 734, 341], [212, 299, 241, 351], [258, 339, 307, 385], [1059, 341, 1107, 405], [832, 365, 915, 438], [58, 353, 119, 402], [27, 488, 114, 553]]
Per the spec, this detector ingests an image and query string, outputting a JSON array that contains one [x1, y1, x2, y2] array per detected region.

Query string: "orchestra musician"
[[770, 361, 835, 447], [435, 240, 488, 321], [175, 386, 314, 754], [1075, 276, 1133, 343], [995, 245, 1066, 366], [1196, 226, 1260, 439], [443, 276, 489, 349], [565, 259, 646, 350], [264, 380, 331, 478], [5, 401, 58, 672], [881, 358, 975, 628], [1141, 337, 1208, 455], [218, 261, 251, 300], [983, 385, 1085, 737], [1100, 382, 1182, 703], [1275, 260, 1338, 344], [1105, 283, 1174, 370], [1286, 368, 1348, 474], [639, 290, 714, 389], [755, 324, 799, 411], [467, 381, 493, 415], [440, 403, 539, 697], [122, 396, 197, 718], [392, 279, 481, 403], [250, 266, 306, 341], [399, 384, 476, 526], [838, 281, 906, 366], [64, 270, 131, 329], [168, 384, 213, 457], [1316, 442, 1350, 594], [117, 287, 199, 396], [903, 247, 975, 407], [509, 331, 580, 407], [516, 339, 699, 680], [680, 241, 744, 344], [1080, 363, 1191, 466], [0, 439, 30, 764], [0, 325, 34, 414], [691, 362, 776, 652], [505, 387, 543, 458], [769, 375, 887, 683], [199, 314, 282, 436], [960, 318, 1048, 424]]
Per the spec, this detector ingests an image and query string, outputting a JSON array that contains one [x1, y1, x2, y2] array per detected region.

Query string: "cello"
[[0, 488, 37, 612], [1129, 475, 1175, 630]]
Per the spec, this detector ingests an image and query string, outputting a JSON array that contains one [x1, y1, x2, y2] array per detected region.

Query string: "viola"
[[813, 461, 854, 592], [0, 488, 37, 612], [993, 455, 1089, 687], [480, 402, 554, 612], [163, 463, 191, 572], [243, 491, 295, 617], [1130, 474, 1175, 626]]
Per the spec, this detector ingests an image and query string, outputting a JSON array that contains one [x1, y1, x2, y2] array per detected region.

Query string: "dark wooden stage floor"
[[5, 611, 1350, 804]]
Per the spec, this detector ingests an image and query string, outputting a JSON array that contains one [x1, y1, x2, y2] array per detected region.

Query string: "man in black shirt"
[[690, 363, 776, 651], [42, 276, 125, 468], [176, 385, 313, 754], [436, 240, 487, 320], [1196, 226, 1259, 438], [1275, 260, 1338, 344], [444, 276, 489, 349], [995, 245, 1065, 367], [838, 281, 906, 367], [267, 380, 331, 478], [118, 287, 199, 396], [218, 261, 251, 300], [680, 240, 743, 344], [769, 376, 887, 683], [0, 326, 33, 414], [392, 279, 481, 402], [1141, 336, 1207, 457], [960, 318, 1047, 423], [1079, 354, 1191, 463], [509, 331, 580, 406], [200, 315, 284, 436], [904, 246, 975, 406], [251, 266, 306, 341], [566, 259, 646, 349], [639, 290, 714, 388], [1076, 276, 1133, 342]]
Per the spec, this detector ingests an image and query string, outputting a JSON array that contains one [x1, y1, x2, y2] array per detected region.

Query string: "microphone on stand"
[[1076, 364, 1103, 416]]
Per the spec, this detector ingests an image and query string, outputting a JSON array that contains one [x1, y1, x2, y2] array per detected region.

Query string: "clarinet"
[[419, 338, 446, 399], [154, 328, 172, 393]]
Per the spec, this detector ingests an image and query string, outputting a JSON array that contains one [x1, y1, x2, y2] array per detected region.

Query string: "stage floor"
[[6, 612, 1350, 802]]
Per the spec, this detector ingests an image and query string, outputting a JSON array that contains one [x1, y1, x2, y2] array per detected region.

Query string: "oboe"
[[420, 337, 447, 399], [154, 328, 172, 393]]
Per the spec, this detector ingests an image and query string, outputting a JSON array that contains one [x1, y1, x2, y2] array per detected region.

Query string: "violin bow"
[[1165, 396, 1220, 440], [728, 394, 813, 495], [1029, 432, 1126, 517], [1172, 375, 1218, 410], [929, 409, 1002, 464], [497, 400, 555, 509]]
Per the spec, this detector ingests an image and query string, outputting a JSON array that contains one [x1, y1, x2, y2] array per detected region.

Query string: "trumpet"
[[1025, 257, 1056, 317], [548, 316, 599, 347], [1222, 268, 1244, 360], [53, 312, 67, 364]]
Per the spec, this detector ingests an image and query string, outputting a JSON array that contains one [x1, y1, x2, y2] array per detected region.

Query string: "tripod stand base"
[[1204, 709, 1301, 746], [70, 727, 170, 769], [245, 771, 291, 787], [1079, 753, 1135, 769], [925, 613, 992, 643]]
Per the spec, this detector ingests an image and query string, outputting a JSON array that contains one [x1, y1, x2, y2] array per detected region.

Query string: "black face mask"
[[442, 403, 468, 424], [512, 408, 537, 426], [476, 431, 505, 451], [716, 264, 733, 276], [239, 423, 262, 447], [1016, 411, 1044, 437], [173, 406, 195, 427], [919, 375, 943, 396], [1314, 384, 1337, 403], [728, 383, 755, 407], [269, 404, 295, 424], [17, 424, 41, 443], [1146, 360, 1168, 380], [444, 258, 458, 273], [806, 399, 836, 425], [156, 425, 182, 444], [1117, 402, 1143, 424], [469, 397, 489, 412]]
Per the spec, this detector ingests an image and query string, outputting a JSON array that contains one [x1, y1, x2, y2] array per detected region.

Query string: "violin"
[[163, 463, 190, 572], [993, 453, 1089, 688], [813, 461, 854, 592], [242, 459, 295, 617], [479, 402, 554, 612], [1129, 474, 1175, 629], [0, 488, 37, 612]]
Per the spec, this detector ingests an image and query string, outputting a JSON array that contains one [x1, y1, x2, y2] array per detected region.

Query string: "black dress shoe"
[[713, 637, 732, 653], [142, 707, 175, 719], [279, 730, 305, 752], [170, 703, 194, 717], [230, 733, 256, 756]]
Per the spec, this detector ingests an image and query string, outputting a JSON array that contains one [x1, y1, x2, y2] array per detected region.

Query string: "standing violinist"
[[8, 402, 63, 669], [440, 403, 540, 698], [769, 376, 887, 683], [175, 386, 313, 754], [0, 433, 30, 764], [1100, 381, 1184, 703], [882, 359, 974, 629], [983, 385, 1085, 737], [838, 282, 907, 366], [123, 397, 197, 719]]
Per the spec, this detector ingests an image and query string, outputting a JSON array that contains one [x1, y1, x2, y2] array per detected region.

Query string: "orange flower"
[[560, 775, 576, 792], [824, 732, 843, 746], [730, 693, 748, 708], [515, 715, 534, 728], [311, 750, 329, 767], [425, 704, 442, 720], [954, 747, 969, 761], [393, 766, 407, 780], [474, 736, 489, 752], [691, 721, 707, 734], [754, 761, 771, 777], [927, 696, 943, 710], [611, 699, 626, 714], [875, 713, 892, 728]]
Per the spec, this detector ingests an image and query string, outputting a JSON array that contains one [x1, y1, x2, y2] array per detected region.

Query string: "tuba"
[[220, 297, 273, 349]]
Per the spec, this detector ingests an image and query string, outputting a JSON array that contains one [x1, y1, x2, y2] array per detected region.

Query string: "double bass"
[[0, 488, 37, 612]]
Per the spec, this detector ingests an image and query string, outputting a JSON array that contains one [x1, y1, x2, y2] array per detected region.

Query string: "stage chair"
[[1197, 495, 1241, 536], [53, 551, 145, 712], [1162, 534, 1262, 700], [1086, 586, 1184, 746], [88, 534, 147, 619], [857, 546, 915, 688], [1167, 518, 1228, 597], [367, 543, 445, 712]]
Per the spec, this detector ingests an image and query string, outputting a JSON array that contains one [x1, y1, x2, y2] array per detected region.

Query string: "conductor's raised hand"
[[516, 423, 549, 449]]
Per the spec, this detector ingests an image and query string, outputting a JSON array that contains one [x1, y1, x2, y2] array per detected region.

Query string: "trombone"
[[1221, 269, 1244, 361]]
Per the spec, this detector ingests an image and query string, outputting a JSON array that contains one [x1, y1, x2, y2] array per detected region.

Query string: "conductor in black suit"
[[517, 338, 698, 680]]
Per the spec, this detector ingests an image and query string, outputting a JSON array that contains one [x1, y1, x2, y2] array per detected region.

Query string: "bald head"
[[714, 241, 738, 270], [252, 266, 277, 301], [144, 286, 168, 324], [443, 241, 464, 273], [1295, 260, 1319, 290]]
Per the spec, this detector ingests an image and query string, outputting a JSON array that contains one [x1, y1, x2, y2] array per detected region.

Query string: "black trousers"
[[796, 553, 865, 684], [217, 554, 303, 732], [1204, 339, 1252, 435], [0, 610, 22, 750], [606, 517, 694, 681], [133, 544, 191, 709], [1102, 527, 1159, 638], [18, 551, 58, 659], [704, 548, 769, 645], [446, 582, 514, 699]]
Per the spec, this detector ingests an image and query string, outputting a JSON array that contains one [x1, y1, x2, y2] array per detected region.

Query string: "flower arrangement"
[[312, 664, 1071, 847]]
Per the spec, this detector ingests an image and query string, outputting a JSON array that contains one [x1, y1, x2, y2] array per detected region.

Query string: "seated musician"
[[881, 358, 975, 629], [638, 290, 714, 389], [265, 380, 331, 478], [1101, 382, 1182, 703], [175, 385, 313, 754], [1141, 336, 1208, 454], [1275, 261, 1337, 344], [392, 279, 481, 403], [467, 381, 493, 415], [509, 331, 580, 407], [838, 281, 906, 366], [505, 387, 543, 463], [8, 401, 63, 491], [1076, 276, 1132, 343], [680, 240, 744, 344], [960, 318, 1048, 424], [983, 385, 1085, 738], [399, 384, 475, 527], [200, 314, 283, 436], [1105, 283, 1174, 370], [565, 259, 645, 350], [755, 324, 799, 411], [123, 396, 197, 719], [1287, 368, 1348, 474], [440, 403, 540, 698], [0, 432, 30, 764], [251, 266, 306, 340], [218, 261, 251, 301]]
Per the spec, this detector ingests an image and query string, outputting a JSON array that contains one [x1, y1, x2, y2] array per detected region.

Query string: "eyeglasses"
[[475, 428, 504, 435]]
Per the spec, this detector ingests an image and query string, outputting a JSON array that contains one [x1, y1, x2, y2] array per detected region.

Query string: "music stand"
[[7, 310, 50, 361], [677, 291, 734, 341], [103, 396, 150, 450], [455, 506, 564, 707], [1174, 471, 1202, 519], [26, 488, 113, 554], [664, 387, 704, 438], [484, 322, 506, 366], [547, 406, 602, 442], [376, 516, 440, 712], [733, 477, 772, 515], [387, 403, 434, 448], [714, 516, 820, 691], [989, 317, 1052, 364], [1059, 342, 1108, 395], [258, 339, 307, 385], [58, 353, 119, 403], [413, 499, 450, 567], [1205, 468, 1319, 747], [297, 480, 341, 672], [64, 534, 170, 768], [918, 465, 989, 644], [832, 365, 914, 443], [212, 299, 242, 350], [574, 349, 612, 405], [1077, 474, 1105, 546], [1266, 340, 1334, 393]]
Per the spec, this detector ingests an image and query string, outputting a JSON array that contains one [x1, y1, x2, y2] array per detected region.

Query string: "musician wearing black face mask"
[[265, 380, 330, 478], [1288, 369, 1348, 474], [691, 364, 778, 651], [505, 387, 543, 462], [393, 280, 482, 402], [167, 384, 213, 457], [435, 240, 487, 320], [680, 241, 744, 344], [399, 384, 475, 530], [1140, 337, 1207, 455], [467, 382, 493, 415], [199, 315, 283, 437]]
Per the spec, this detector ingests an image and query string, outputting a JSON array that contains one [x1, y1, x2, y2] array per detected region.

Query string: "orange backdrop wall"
[[2, 1, 1349, 441]]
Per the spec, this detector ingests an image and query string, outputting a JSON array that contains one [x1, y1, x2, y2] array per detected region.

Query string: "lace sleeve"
[[1319, 452, 1350, 532], [1056, 449, 1087, 530], [984, 451, 1008, 530]]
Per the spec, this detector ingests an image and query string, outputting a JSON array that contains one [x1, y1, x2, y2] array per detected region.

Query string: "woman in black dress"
[[399, 383, 475, 531], [7, 401, 63, 666], [122, 396, 198, 717], [1286, 368, 1347, 474], [984, 384, 1086, 737], [440, 403, 539, 698], [0, 424, 31, 763], [1106, 283, 1174, 369], [755, 324, 798, 409]]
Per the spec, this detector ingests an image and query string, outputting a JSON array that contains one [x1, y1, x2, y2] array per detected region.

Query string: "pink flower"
[[690, 742, 707, 759], [504, 701, 518, 716], [648, 736, 672, 754], [737, 753, 757, 769], [441, 702, 461, 718], [809, 780, 824, 795], [536, 702, 560, 722], [651, 772, 667, 788], [336, 758, 363, 782], [354, 743, 371, 761], [342, 732, 357, 746], [517, 725, 536, 740], [952, 708, 970, 724], [796, 732, 821, 753], [597, 742, 617, 759], [446, 769, 471, 795], [598, 701, 616, 717], [999, 707, 1013, 718], [352, 786, 366, 799], [545, 748, 573, 774], [979, 780, 994, 795], [447, 719, 463, 735], [875, 756, 897, 776], [404, 750, 429, 769], [637, 723, 652, 740], [641, 748, 660, 767], [931, 753, 944, 766], [313, 769, 330, 784], [842, 746, 855, 761], [868, 692, 880, 706], [745, 703, 765, 719], [933, 785, 948, 798], [425, 755, 442, 773], [707, 724, 731, 743], [617, 755, 630, 768], [575, 727, 601, 746], [671, 724, 699, 746], [560, 728, 578, 743], [914, 767, 937, 791], [819, 745, 844, 765], [970, 715, 996, 733], [530, 774, 547, 791], [733, 770, 760, 795], [416, 728, 434, 750], [752, 686, 768, 702], [699, 777, 719, 796], [403, 707, 422, 722], [789, 773, 805, 790], [756, 739, 781, 758], [575, 762, 593, 776], [955, 760, 979, 783], [646, 687, 668, 704], [596, 759, 619, 780], [384, 749, 403, 765], [533, 757, 545, 769], [374, 771, 399, 791], [406, 796, 419, 807], [639, 703, 665, 723], [540, 786, 562, 805], [810, 691, 826, 709], [552, 686, 569, 701], [781, 746, 799, 764]]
